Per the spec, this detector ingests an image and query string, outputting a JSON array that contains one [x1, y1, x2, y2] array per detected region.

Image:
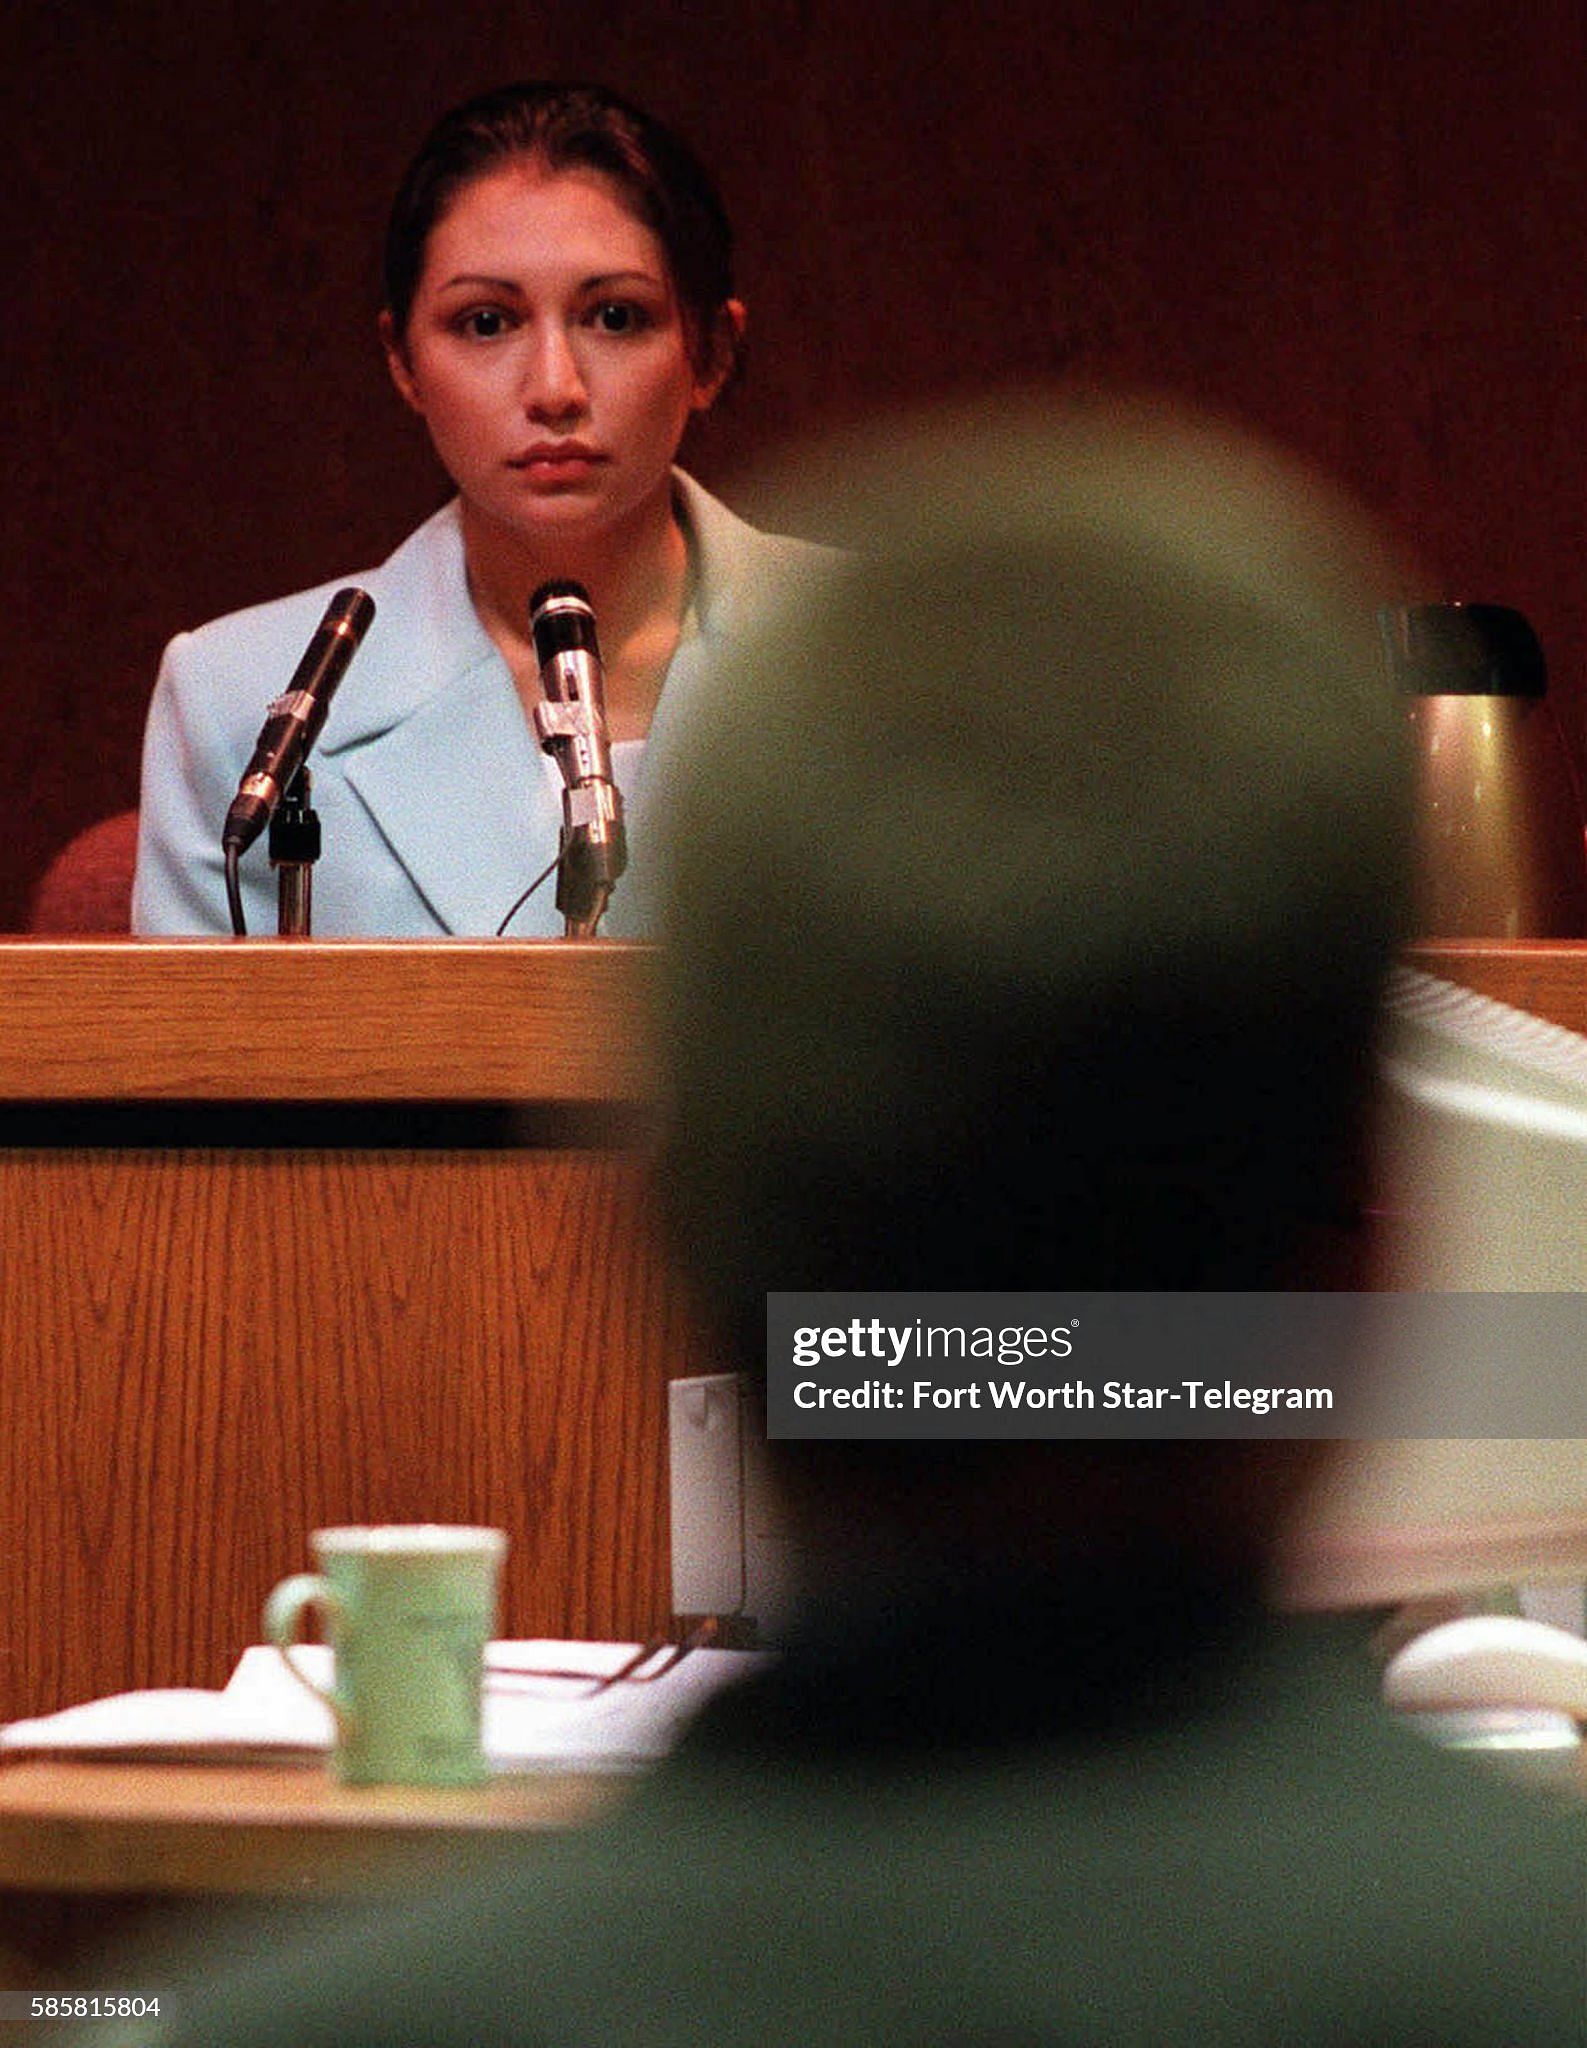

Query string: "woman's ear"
[[692, 298, 748, 412], [379, 309, 424, 415]]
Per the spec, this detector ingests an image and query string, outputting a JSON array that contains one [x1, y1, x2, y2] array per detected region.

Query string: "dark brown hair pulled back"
[[383, 81, 740, 382]]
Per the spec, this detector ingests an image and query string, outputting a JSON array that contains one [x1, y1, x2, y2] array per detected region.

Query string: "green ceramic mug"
[[264, 1525, 507, 1786]]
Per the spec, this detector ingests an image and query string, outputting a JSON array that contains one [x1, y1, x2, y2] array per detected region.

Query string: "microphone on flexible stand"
[[220, 587, 376, 936], [530, 580, 627, 937]]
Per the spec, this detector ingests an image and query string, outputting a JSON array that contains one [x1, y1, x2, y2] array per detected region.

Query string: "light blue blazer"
[[132, 474, 831, 937]]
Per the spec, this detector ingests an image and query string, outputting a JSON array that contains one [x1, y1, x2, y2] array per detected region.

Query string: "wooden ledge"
[[1406, 940, 1587, 1038], [0, 1758, 620, 1895], [0, 940, 659, 1104]]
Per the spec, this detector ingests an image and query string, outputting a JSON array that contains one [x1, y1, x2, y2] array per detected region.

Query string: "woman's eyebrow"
[[431, 268, 667, 295], [580, 269, 666, 290], [434, 271, 522, 294]]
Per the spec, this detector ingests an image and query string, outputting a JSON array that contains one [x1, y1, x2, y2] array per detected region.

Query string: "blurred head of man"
[[654, 396, 1411, 1572]]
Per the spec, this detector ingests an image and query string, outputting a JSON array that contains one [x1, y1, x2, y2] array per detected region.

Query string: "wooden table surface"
[[0, 1757, 623, 1897]]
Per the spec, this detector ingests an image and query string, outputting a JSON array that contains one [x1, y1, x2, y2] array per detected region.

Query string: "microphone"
[[530, 580, 627, 935], [222, 588, 376, 856]]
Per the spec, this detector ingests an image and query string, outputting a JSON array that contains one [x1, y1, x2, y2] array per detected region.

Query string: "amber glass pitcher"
[[1380, 603, 1587, 938]]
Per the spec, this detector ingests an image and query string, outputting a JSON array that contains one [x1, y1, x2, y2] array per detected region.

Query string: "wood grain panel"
[[0, 941, 657, 1102], [0, 1145, 701, 1720], [0, 945, 703, 1721]]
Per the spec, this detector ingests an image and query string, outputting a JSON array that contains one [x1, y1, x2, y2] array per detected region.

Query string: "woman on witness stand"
[[132, 82, 829, 938]]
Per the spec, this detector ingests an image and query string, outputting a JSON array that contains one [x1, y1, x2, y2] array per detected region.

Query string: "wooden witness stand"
[[0, 939, 706, 1724], [0, 934, 1579, 1724]]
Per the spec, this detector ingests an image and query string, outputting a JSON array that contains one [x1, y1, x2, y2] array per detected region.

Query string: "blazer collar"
[[317, 500, 496, 753]]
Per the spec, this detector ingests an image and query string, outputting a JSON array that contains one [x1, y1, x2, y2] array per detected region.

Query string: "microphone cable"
[[225, 841, 246, 938], [494, 851, 565, 937]]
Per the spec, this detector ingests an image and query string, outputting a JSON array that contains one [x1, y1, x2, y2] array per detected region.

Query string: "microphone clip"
[[267, 765, 321, 937]]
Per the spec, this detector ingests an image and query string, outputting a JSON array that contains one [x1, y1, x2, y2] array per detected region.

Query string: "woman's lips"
[[510, 444, 606, 481]]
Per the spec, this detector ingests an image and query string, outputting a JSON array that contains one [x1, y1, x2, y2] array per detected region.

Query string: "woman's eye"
[[457, 307, 513, 339], [590, 301, 647, 335]]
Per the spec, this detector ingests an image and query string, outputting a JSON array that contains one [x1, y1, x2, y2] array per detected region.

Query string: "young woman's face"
[[385, 162, 730, 548]]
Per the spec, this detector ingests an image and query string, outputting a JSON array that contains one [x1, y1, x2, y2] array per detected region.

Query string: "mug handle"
[[263, 1572, 350, 1741]]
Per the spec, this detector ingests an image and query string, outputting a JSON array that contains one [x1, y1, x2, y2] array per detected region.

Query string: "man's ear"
[[692, 298, 748, 412], [379, 309, 424, 415]]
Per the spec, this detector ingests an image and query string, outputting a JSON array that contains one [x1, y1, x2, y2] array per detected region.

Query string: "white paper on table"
[[0, 1640, 772, 1771], [0, 1682, 324, 1763]]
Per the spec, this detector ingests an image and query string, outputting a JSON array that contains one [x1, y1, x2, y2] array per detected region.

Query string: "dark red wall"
[[9, 1, 1585, 926]]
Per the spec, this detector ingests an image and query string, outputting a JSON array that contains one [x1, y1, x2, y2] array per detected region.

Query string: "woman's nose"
[[522, 324, 589, 422]]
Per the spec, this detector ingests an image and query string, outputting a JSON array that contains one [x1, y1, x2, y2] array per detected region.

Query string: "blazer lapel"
[[337, 667, 563, 936], [315, 501, 565, 936]]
